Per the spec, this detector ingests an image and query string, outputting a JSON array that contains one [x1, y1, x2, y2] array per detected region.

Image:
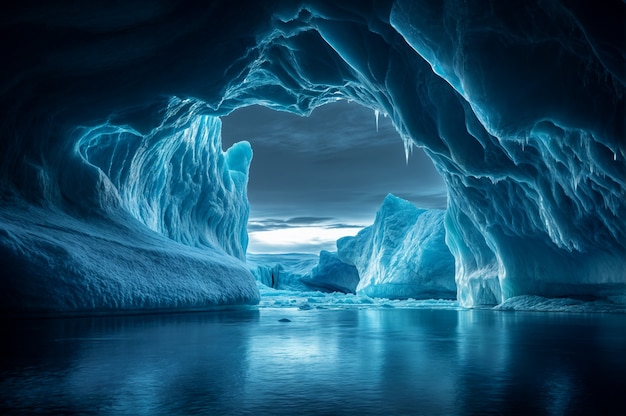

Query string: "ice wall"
[[0, 97, 258, 315], [388, 1, 626, 305], [338, 195, 456, 299], [1, 0, 624, 311], [76, 98, 250, 260]]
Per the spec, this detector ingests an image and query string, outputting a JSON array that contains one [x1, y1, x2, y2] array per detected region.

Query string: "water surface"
[[2, 307, 625, 415]]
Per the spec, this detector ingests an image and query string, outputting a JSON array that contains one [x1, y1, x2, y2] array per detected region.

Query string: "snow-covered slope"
[[0, 202, 259, 315], [338, 195, 456, 299], [1, 0, 624, 313]]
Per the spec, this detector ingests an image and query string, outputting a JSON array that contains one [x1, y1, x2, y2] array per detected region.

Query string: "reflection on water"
[[2, 308, 626, 415]]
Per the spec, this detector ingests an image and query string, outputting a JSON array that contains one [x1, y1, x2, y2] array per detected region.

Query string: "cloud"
[[247, 223, 363, 254], [221, 100, 448, 252], [247, 217, 364, 233], [285, 216, 335, 225], [221, 101, 393, 155]]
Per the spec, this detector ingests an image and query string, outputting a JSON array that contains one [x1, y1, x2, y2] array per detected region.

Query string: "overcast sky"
[[220, 100, 447, 253]]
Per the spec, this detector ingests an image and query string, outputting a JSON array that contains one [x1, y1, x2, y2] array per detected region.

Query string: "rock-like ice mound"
[[302, 250, 360, 294], [248, 253, 320, 291]]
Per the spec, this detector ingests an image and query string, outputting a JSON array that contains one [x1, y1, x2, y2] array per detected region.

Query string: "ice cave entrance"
[[220, 100, 447, 254]]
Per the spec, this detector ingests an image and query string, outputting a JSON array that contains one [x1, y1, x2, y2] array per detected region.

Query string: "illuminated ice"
[[1, 1, 624, 314], [0, 100, 259, 315], [302, 250, 360, 294], [338, 194, 456, 300]]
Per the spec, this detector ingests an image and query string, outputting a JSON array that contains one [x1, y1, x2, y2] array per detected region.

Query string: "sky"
[[220, 100, 447, 254]]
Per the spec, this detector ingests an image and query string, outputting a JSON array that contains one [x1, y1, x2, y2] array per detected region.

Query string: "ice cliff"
[[1, 0, 624, 313], [0, 98, 258, 315], [338, 195, 456, 299]]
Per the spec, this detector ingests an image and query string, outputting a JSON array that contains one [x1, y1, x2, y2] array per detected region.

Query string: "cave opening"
[[1, 0, 624, 314], [220, 100, 447, 254], [2, 1, 626, 412]]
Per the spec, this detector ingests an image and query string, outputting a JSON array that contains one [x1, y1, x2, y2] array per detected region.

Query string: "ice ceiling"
[[0, 0, 624, 314]]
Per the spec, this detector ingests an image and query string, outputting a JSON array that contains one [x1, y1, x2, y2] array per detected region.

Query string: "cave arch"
[[1, 0, 624, 314], [219, 100, 447, 254]]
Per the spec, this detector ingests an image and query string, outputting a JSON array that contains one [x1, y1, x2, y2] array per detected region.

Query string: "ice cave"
[[1, 0, 624, 315], [2, 1, 626, 414]]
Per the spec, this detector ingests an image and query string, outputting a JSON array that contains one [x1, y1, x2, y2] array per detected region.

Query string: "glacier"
[[1, 0, 624, 314], [338, 194, 456, 299]]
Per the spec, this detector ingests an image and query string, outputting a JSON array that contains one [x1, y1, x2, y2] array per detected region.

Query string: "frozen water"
[[1, 1, 624, 313], [302, 250, 360, 294], [2, 308, 626, 414], [338, 194, 456, 300], [247, 253, 319, 291], [256, 281, 460, 311], [494, 295, 626, 314], [0, 99, 259, 315]]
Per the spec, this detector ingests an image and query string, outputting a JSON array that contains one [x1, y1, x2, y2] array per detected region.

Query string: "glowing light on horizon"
[[247, 225, 363, 254]]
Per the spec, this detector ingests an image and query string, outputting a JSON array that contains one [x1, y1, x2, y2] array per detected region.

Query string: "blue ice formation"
[[248, 253, 320, 291], [249, 251, 358, 294], [0, 98, 258, 315], [302, 250, 360, 294], [338, 195, 456, 300], [1, 1, 624, 314], [76, 98, 251, 259]]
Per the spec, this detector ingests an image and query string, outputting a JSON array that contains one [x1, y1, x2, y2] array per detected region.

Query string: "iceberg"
[[302, 250, 360, 294], [1, 1, 624, 313], [248, 253, 319, 291], [338, 194, 456, 300], [249, 251, 359, 294]]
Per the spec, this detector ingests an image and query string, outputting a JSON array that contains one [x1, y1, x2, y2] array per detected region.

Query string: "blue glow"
[[0, 1, 624, 314]]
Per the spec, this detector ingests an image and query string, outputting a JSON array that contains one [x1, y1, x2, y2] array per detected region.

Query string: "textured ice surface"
[[302, 250, 360, 294], [0, 99, 258, 315], [0, 202, 259, 315], [1, 1, 624, 313], [256, 282, 460, 311], [247, 253, 319, 291], [338, 194, 456, 299], [494, 296, 626, 314], [75, 99, 251, 259]]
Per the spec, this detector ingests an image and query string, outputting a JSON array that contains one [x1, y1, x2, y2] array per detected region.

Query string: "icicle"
[[374, 109, 380, 133], [402, 135, 413, 164]]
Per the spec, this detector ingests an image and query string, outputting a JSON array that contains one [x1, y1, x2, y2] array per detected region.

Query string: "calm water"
[[2, 307, 626, 415]]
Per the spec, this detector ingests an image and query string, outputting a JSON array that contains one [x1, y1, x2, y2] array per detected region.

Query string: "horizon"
[[220, 100, 448, 254]]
